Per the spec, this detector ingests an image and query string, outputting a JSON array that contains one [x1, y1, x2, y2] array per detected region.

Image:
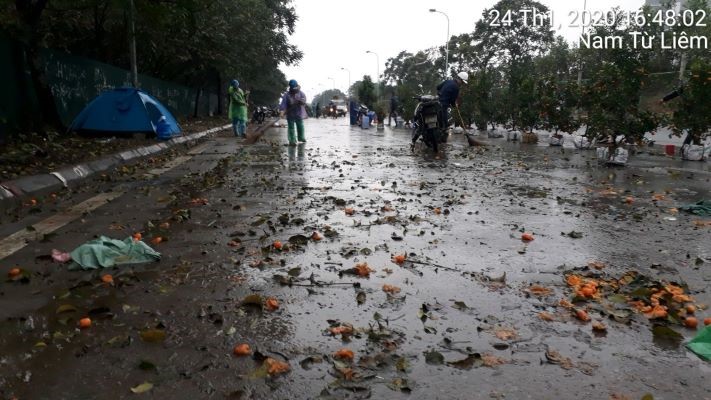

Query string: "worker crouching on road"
[[279, 79, 307, 146], [228, 79, 248, 138]]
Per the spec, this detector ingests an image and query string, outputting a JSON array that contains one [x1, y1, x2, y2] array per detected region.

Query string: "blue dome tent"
[[70, 87, 181, 136]]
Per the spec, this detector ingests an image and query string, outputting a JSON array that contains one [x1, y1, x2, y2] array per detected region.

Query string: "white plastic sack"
[[573, 136, 593, 149], [549, 135, 565, 146], [506, 131, 521, 141], [597, 147, 629, 165], [681, 144, 709, 161]]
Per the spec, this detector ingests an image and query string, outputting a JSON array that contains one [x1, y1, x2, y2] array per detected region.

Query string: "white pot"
[[573, 136, 594, 149], [506, 130, 521, 141], [597, 147, 629, 165], [549, 135, 565, 146]]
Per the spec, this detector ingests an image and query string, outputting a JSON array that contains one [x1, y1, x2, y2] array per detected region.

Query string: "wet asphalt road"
[[1, 118, 710, 400]]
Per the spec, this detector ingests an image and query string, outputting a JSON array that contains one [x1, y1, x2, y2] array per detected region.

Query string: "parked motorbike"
[[356, 104, 370, 126], [251, 106, 266, 124], [411, 95, 449, 152]]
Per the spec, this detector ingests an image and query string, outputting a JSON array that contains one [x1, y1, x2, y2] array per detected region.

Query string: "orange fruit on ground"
[[311, 231, 323, 241], [684, 317, 698, 329], [580, 286, 595, 298], [132, 232, 142, 241], [8, 268, 21, 278], [273, 240, 283, 250], [521, 232, 534, 242], [334, 348, 354, 360], [265, 297, 279, 311], [703, 317, 711, 326], [150, 236, 163, 245], [78, 317, 92, 329], [233, 343, 251, 356], [686, 304, 696, 314], [344, 207, 355, 216], [575, 309, 590, 322], [101, 274, 114, 284]]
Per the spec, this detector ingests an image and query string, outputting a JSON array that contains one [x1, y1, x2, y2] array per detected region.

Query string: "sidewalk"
[[0, 120, 276, 205]]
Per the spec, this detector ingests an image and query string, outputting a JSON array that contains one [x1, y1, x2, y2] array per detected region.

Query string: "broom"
[[454, 105, 488, 147]]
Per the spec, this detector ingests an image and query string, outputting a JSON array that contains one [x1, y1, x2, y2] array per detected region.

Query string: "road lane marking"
[[143, 155, 193, 178], [0, 192, 124, 260]]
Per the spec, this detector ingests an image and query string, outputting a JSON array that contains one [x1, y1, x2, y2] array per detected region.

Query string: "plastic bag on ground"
[[68, 236, 161, 270], [679, 200, 711, 217], [687, 326, 711, 361]]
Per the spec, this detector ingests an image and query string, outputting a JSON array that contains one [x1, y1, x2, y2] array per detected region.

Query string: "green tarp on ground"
[[68, 236, 161, 270], [679, 200, 711, 217]]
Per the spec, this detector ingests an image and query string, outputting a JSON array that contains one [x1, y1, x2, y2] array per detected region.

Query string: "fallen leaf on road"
[[140, 329, 166, 343], [130, 382, 154, 394], [538, 311, 555, 321], [526, 285, 552, 297], [592, 321, 607, 332], [494, 327, 517, 341]]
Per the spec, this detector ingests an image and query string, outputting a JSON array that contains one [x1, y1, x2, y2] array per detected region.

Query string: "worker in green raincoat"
[[228, 79, 248, 137]]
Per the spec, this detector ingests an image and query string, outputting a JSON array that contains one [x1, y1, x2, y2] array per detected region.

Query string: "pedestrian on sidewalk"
[[228, 79, 248, 137], [388, 93, 399, 126], [279, 79, 307, 146]]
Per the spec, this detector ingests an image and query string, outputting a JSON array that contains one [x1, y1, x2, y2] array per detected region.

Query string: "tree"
[[356, 75, 376, 109], [537, 78, 580, 135], [665, 59, 710, 144], [578, 10, 661, 148], [0, 0, 302, 132], [472, 0, 554, 67]]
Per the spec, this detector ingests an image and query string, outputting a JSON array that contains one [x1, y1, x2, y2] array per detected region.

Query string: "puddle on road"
[[1, 120, 710, 399]]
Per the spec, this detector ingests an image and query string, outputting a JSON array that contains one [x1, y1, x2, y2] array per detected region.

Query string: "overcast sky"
[[280, 0, 646, 101]]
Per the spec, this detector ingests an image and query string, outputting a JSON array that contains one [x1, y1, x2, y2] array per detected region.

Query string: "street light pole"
[[365, 50, 380, 100], [429, 8, 450, 78], [340, 67, 351, 96], [128, 0, 138, 87]]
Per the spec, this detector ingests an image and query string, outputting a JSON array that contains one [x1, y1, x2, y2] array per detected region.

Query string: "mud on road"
[[1, 118, 710, 399]]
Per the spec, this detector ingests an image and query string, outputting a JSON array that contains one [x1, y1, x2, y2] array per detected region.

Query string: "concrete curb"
[[0, 123, 257, 205]]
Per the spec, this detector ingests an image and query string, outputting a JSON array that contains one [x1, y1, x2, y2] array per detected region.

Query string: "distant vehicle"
[[332, 99, 347, 117]]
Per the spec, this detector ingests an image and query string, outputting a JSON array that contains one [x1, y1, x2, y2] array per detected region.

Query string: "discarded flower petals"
[[264, 358, 290, 375], [265, 297, 280, 311], [354, 262, 374, 277], [382, 284, 401, 294], [391, 254, 406, 265], [333, 348, 354, 360]]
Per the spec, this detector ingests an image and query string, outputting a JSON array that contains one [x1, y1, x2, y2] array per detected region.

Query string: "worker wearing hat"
[[279, 79, 307, 145], [228, 79, 248, 137]]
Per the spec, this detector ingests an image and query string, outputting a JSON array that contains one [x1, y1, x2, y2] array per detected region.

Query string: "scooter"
[[251, 107, 266, 124], [411, 95, 449, 152]]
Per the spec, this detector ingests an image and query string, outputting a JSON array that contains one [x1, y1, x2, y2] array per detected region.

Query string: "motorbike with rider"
[[411, 71, 468, 152]]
